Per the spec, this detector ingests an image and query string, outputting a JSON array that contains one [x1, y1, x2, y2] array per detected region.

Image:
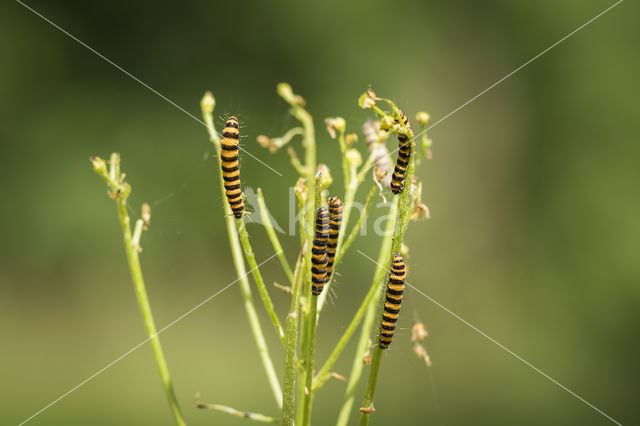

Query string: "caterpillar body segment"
[[391, 110, 412, 195], [379, 254, 406, 349]]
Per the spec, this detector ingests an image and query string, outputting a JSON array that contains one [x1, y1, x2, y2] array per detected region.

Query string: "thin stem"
[[359, 137, 416, 426], [236, 218, 285, 342], [257, 188, 294, 284], [335, 298, 377, 426], [299, 174, 323, 426], [335, 200, 397, 426], [277, 83, 318, 426], [92, 154, 186, 426], [282, 253, 305, 426], [301, 297, 318, 426], [201, 93, 282, 408], [118, 201, 185, 426], [197, 402, 278, 423]]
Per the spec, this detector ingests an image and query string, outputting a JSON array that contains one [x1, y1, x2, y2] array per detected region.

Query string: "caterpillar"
[[311, 207, 330, 296], [390, 110, 412, 195], [326, 196, 343, 278], [379, 253, 406, 349], [221, 116, 243, 218]]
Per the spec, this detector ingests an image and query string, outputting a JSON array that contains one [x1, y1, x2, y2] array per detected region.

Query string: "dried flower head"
[[294, 177, 308, 202], [325, 117, 346, 138], [411, 201, 430, 221], [90, 156, 107, 175], [345, 133, 358, 146], [360, 406, 375, 414], [358, 88, 380, 109], [257, 135, 283, 153], [411, 322, 428, 342], [141, 203, 151, 228], [316, 164, 333, 190], [413, 343, 432, 367], [362, 350, 372, 365]]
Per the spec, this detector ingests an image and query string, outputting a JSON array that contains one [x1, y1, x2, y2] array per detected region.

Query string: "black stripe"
[[221, 143, 239, 150], [231, 206, 244, 212], [225, 121, 239, 129], [381, 324, 396, 331], [386, 295, 402, 304], [222, 165, 239, 172], [223, 175, 239, 182], [384, 305, 400, 314], [380, 332, 394, 338], [224, 183, 241, 191], [387, 288, 404, 296], [221, 155, 239, 162], [223, 132, 239, 139], [382, 314, 398, 323], [228, 199, 243, 206], [311, 257, 327, 265], [312, 276, 326, 284], [396, 158, 408, 168]]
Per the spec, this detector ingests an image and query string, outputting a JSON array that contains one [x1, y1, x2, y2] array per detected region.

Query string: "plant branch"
[[236, 218, 285, 342], [201, 93, 282, 408], [91, 154, 186, 426], [282, 253, 306, 426], [359, 135, 416, 426], [257, 188, 294, 285]]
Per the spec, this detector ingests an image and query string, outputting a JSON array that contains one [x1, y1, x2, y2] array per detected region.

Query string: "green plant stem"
[[197, 402, 278, 423], [92, 153, 186, 426], [336, 298, 377, 426], [257, 188, 294, 284], [201, 94, 282, 408], [359, 139, 416, 426], [336, 200, 397, 426], [116, 198, 186, 426], [281, 253, 305, 426], [301, 297, 318, 426], [236, 218, 285, 342], [299, 175, 323, 426]]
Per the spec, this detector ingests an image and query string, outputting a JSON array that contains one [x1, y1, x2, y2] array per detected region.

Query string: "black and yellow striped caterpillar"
[[379, 253, 406, 349], [390, 110, 412, 195], [311, 207, 330, 296], [326, 196, 343, 278], [221, 116, 244, 218]]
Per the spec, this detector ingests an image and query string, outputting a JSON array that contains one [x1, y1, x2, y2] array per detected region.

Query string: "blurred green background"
[[1, 0, 638, 424]]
